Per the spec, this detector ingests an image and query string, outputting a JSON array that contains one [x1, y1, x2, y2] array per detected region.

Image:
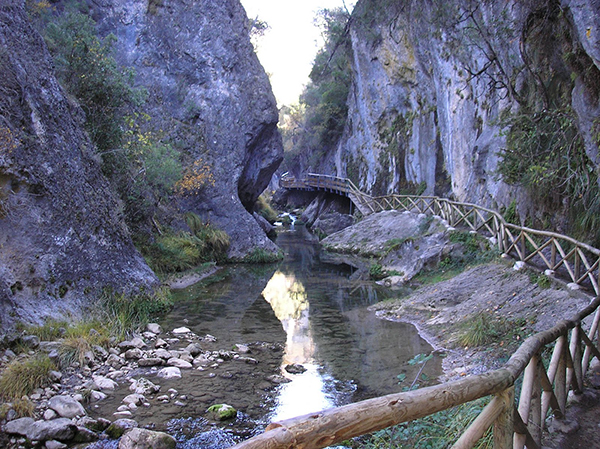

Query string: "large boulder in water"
[[322, 210, 453, 283], [118, 428, 176, 449]]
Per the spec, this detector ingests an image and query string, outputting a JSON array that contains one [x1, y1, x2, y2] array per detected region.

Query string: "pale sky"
[[240, 0, 355, 106]]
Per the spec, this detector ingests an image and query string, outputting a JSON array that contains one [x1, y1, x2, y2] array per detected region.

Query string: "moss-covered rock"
[[206, 404, 237, 421]]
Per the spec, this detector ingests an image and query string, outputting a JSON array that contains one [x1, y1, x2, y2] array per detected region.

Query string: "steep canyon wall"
[[0, 2, 157, 328], [330, 0, 600, 227], [89, 0, 283, 258], [0, 0, 282, 328]]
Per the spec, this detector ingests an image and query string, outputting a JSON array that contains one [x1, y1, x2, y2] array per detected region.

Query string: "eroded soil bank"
[[371, 261, 593, 381]]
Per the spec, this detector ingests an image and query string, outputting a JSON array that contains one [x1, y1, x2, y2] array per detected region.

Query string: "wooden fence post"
[[570, 325, 584, 393], [574, 249, 581, 282], [494, 387, 514, 449]]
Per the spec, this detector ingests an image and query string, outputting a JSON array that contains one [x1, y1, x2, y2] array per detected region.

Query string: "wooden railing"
[[364, 194, 600, 297], [281, 174, 600, 296], [280, 173, 378, 215], [280, 173, 354, 195], [247, 174, 600, 449]]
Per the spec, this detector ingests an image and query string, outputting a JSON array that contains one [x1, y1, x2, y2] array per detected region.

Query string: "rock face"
[[90, 0, 283, 258], [321, 210, 457, 283], [327, 0, 600, 215], [0, 2, 157, 329]]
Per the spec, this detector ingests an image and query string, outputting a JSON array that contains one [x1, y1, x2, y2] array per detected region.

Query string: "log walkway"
[[234, 174, 600, 449]]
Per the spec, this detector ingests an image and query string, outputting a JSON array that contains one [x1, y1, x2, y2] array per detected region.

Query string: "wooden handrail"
[[281, 174, 600, 294]]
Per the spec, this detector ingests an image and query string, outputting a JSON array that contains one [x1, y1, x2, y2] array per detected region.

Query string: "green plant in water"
[[242, 248, 284, 264], [0, 354, 56, 400]]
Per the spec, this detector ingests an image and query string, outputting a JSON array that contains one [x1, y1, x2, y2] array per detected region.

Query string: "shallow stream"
[[91, 226, 442, 447]]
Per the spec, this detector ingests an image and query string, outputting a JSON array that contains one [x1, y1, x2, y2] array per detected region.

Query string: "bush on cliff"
[[140, 214, 230, 275], [41, 7, 183, 234]]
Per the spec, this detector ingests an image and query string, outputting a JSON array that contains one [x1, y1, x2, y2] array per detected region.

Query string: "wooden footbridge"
[[233, 173, 600, 449], [280, 173, 376, 216]]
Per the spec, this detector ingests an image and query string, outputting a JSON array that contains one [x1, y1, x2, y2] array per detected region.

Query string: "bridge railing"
[[281, 175, 600, 294]]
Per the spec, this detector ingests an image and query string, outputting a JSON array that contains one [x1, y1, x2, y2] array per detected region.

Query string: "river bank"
[[3, 209, 596, 449], [370, 261, 593, 381], [0, 223, 442, 449]]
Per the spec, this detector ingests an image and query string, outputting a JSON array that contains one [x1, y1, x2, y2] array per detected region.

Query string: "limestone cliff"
[[329, 0, 600, 229], [89, 0, 283, 258], [0, 2, 158, 328]]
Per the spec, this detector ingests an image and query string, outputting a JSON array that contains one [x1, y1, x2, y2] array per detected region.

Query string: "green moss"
[[207, 404, 237, 421]]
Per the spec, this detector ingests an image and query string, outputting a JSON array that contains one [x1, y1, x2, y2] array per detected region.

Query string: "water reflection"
[[262, 270, 335, 420], [106, 226, 444, 447], [265, 228, 442, 407], [262, 271, 311, 365]]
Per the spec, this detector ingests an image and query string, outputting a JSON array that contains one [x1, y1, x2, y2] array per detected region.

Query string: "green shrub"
[[255, 195, 278, 223], [98, 287, 173, 338], [369, 263, 403, 280], [278, 7, 352, 173], [44, 10, 145, 155], [242, 248, 284, 264], [369, 263, 387, 280], [499, 108, 600, 245], [0, 355, 55, 399]]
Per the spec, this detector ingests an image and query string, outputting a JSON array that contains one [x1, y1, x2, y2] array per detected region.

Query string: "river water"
[[90, 226, 441, 448]]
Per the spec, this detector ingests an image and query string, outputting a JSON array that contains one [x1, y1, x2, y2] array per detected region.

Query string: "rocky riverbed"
[[0, 323, 287, 449]]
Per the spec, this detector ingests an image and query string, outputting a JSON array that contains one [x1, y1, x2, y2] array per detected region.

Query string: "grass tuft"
[[457, 312, 527, 348], [142, 214, 230, 274], [0, 354, 56, 400], [242, 248, 284, 264], [23, 319, 69, 341], [97, 286, 173, 339], [13, 397, 36, 418]]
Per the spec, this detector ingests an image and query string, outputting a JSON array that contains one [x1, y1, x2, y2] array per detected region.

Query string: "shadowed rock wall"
[[0, 1, 158, 328], [90, 0, 283, 258]]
